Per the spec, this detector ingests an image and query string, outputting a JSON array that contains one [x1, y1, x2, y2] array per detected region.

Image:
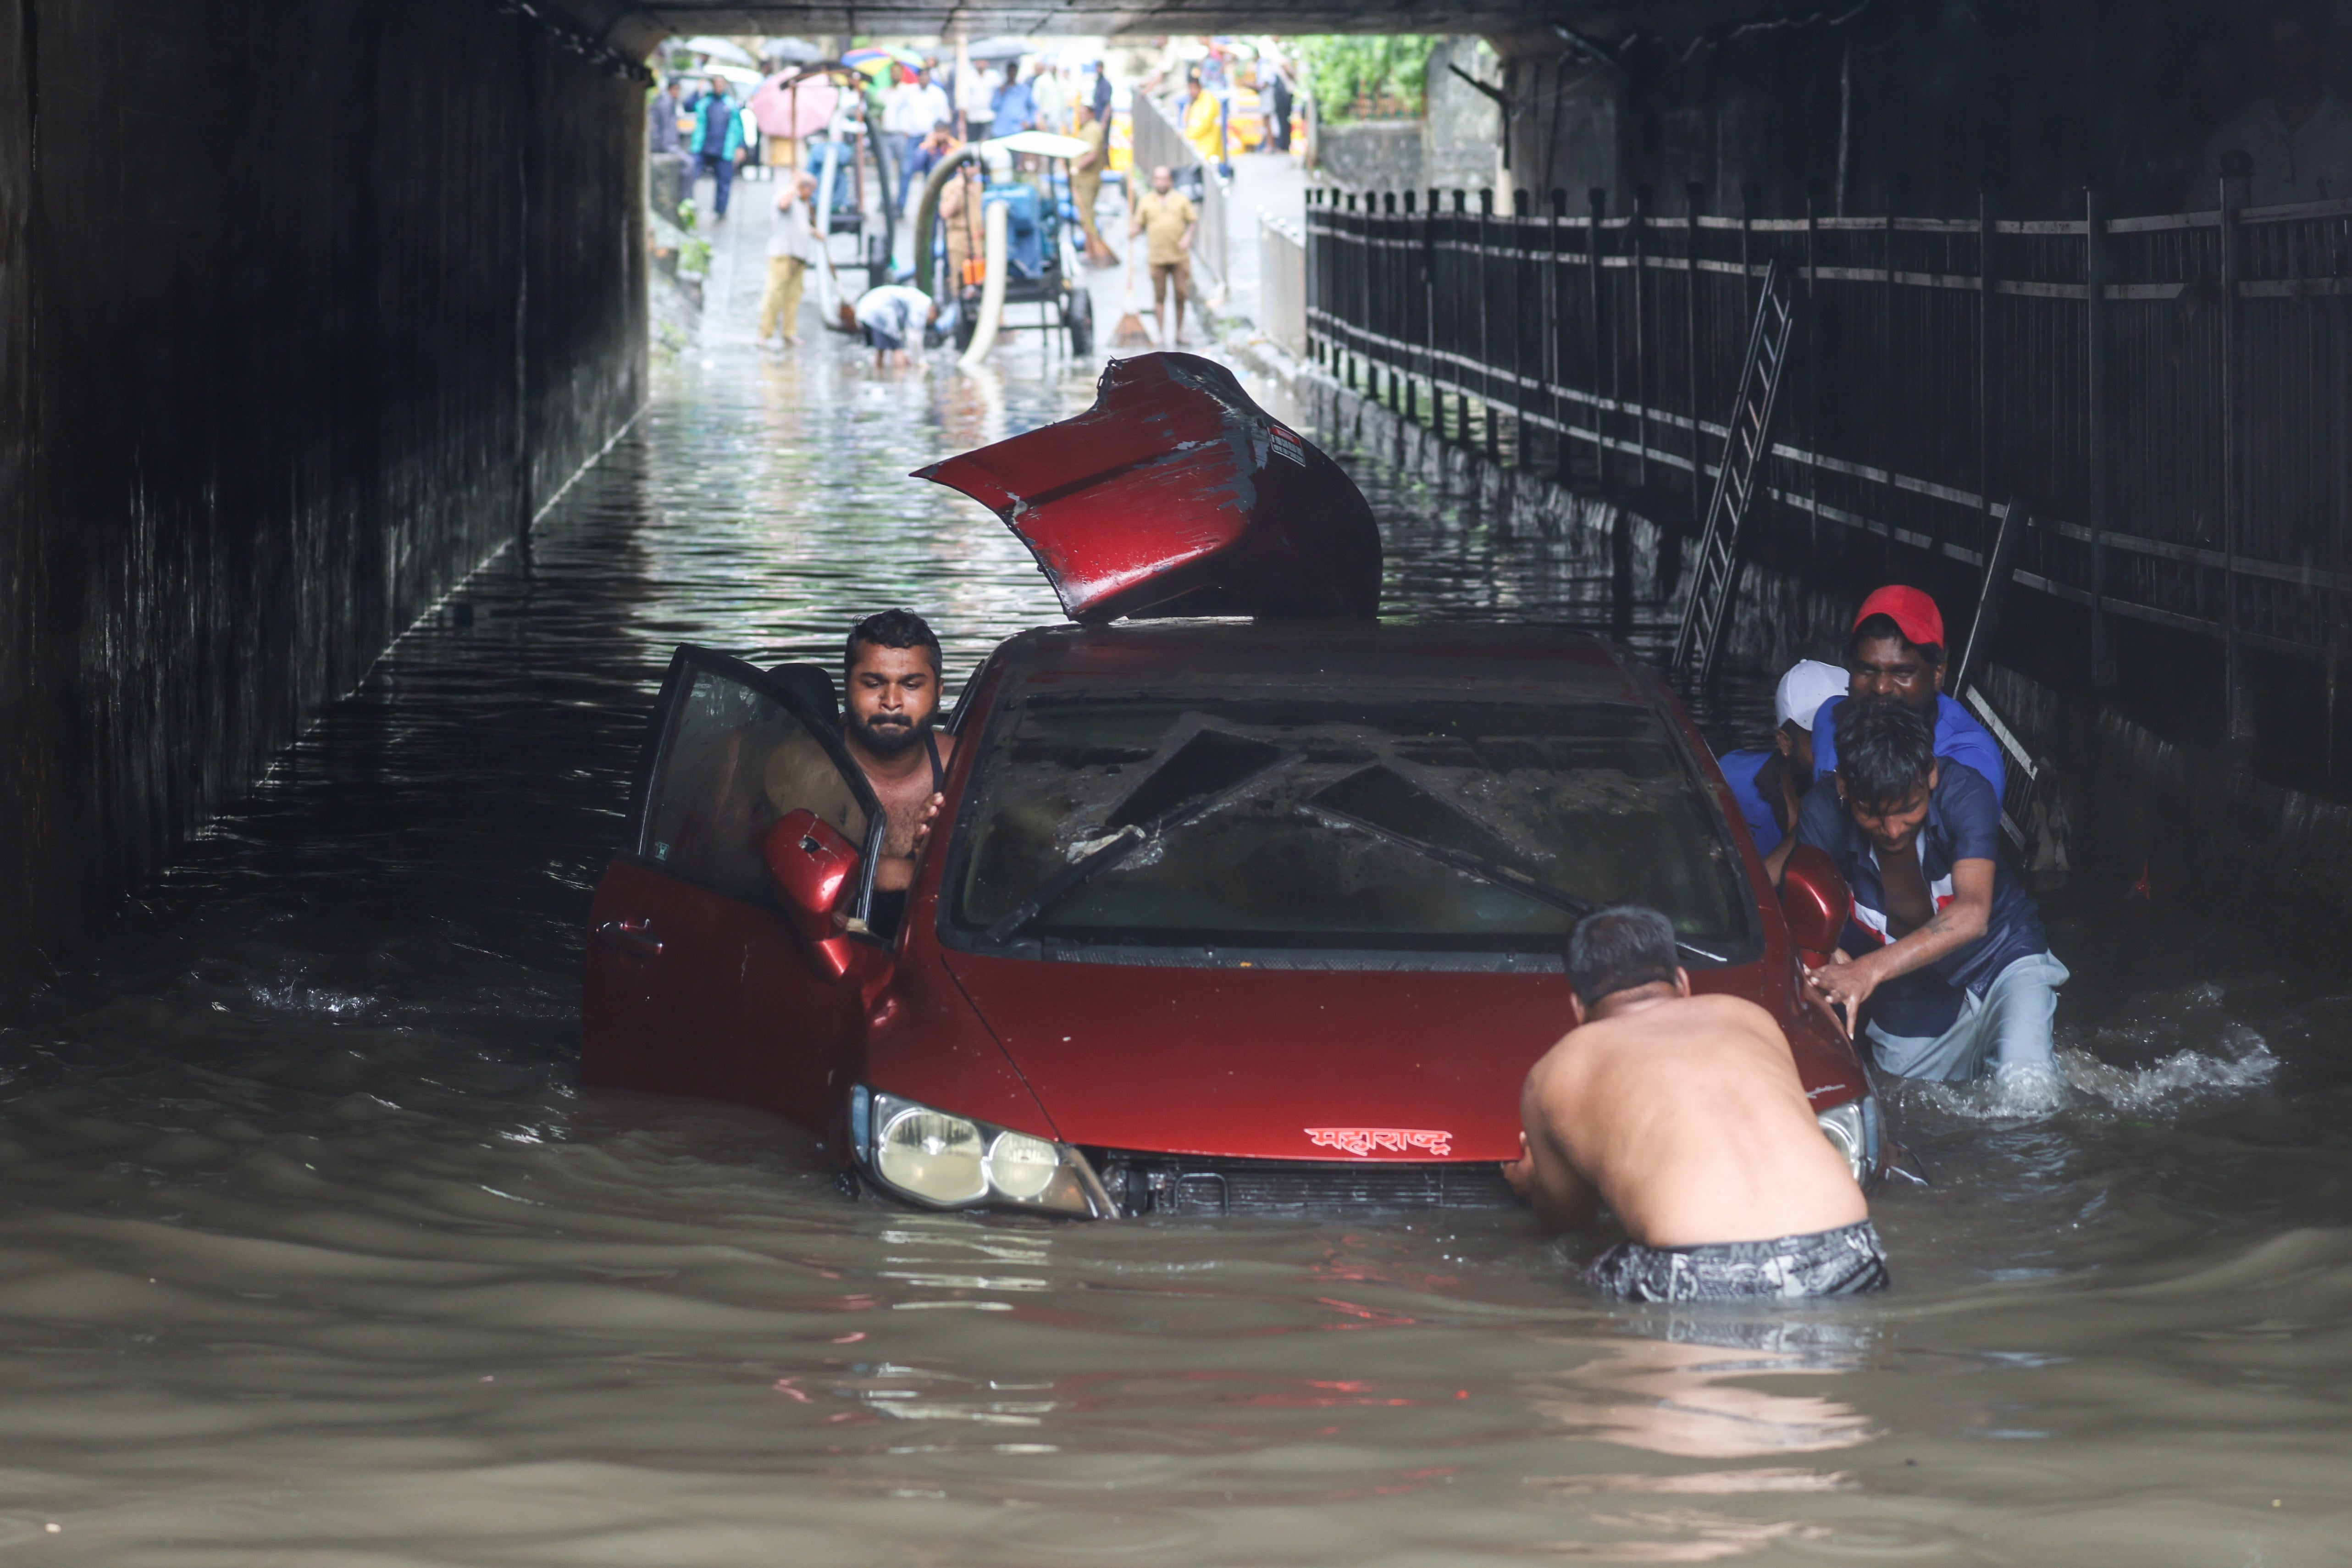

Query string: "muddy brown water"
[[2, 243, 2348, 1564]]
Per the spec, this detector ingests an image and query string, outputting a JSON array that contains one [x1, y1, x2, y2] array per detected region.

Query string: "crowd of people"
[[653, 47, 1140, 359], [647, 37, 1312, 360]]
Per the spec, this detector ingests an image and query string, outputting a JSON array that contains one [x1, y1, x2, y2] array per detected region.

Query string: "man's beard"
[[848, 709, 931, 759]]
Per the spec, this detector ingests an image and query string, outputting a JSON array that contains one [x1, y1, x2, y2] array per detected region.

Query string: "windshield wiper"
[[984, 731, 1297, 945], [1306, 768, 1731, 965]]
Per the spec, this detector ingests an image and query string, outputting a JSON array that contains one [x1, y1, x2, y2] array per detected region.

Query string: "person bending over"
[[1796, 698, 2065, 1086], [841, 610, 956, 895], [853, 284, 938, 369], [1504, 906, 1887, 1302]]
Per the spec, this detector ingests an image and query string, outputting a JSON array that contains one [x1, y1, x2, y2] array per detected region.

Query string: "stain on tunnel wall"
[[0, 0, 648, 1000]]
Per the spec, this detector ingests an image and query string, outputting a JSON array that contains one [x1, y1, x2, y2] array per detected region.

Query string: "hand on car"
[[907, 792, 944, 857], [874, 794, 947, 892], [1804, 948, 1879, 1028], [1499, 1130, 1534, 1199]]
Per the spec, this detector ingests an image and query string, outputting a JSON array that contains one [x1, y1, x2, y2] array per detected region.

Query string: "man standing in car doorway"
[[841, 610, 956, 895]]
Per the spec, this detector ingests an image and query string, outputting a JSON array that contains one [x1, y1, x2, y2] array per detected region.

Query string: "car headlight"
[[853, 1087, 1112, 1217], [1816, 1094, 1882, 1189]]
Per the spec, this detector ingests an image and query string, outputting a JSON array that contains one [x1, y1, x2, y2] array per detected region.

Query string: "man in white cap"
[[1716, 659, 1848, 857]]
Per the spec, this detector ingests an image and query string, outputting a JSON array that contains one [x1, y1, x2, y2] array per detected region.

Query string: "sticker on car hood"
[[1306, 1127, 1455, 1158]]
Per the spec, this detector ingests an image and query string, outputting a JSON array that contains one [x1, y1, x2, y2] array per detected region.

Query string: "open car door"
[[583, 647, 885, 1129]]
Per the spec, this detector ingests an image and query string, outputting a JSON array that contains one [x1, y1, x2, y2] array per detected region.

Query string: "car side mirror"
[[1779, 843, 1853, 965], [762, 808, 862, 942]]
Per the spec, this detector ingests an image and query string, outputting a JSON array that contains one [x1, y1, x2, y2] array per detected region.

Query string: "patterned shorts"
[[1587, 1220, 1890, 1302]]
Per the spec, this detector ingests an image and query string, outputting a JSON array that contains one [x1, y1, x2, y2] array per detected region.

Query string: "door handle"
[[594, 919, 664, 960]]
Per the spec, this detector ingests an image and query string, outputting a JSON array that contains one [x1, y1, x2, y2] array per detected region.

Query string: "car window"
[[947, 685, 1753, 957], [641, 658, 873, 909]]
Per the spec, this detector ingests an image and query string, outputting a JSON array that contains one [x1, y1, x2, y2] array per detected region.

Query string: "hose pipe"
[[910, 146, 981, 299], [958, 199, 1009, 369]]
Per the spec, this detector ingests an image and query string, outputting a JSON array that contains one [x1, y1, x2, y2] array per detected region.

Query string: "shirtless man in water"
[[840, 609, 957, 893], [1503, 905, 1887, 1301]]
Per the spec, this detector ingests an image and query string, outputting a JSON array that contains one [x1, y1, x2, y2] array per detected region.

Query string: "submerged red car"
[[582, 354, 1877, 1219]]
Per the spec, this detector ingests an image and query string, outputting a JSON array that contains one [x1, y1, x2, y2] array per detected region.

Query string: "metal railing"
[[1305, 176, 2352, 736], [1130, 93, 1229, 295], [1260, 215, 1307, 357]]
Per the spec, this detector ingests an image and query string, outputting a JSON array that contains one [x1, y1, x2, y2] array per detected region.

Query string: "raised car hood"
[[939, 952, 1565, 1162], [914, 352, 1383, 621]]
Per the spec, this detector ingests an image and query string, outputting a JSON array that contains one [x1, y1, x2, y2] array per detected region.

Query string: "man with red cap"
[[1806, 586, 2008, 809]]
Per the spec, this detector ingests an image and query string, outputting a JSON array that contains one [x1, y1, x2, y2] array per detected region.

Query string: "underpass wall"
[[0, 0, 647, 1000]]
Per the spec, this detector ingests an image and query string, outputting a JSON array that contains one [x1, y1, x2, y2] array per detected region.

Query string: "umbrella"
[[986, 130, 1090, 160], [842, 45, 924, 76], [701, 63, 765, 89], [681, 35, 756, 66], [748, 73, 842, 140], [761, 36, 822, 63], [964, 35, 1032, 62]]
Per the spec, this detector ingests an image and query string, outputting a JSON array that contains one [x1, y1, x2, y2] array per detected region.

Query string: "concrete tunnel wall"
[[0, 0, 649, 1001]]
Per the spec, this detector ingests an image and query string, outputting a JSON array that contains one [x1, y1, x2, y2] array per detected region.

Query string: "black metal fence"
[[1305, 175, 2352, 739]]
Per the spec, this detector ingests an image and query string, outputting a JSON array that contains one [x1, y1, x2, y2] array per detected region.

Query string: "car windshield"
[[947, 681, 1754, 956]]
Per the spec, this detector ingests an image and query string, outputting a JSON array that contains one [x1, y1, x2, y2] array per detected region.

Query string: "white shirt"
[[902, 82, 950, 137], [1032, 69, 1067, 130], [2204, 94, 2352, 206], [854, 284, 934, 334], [882, 82, 921, 135], [769, 186, 823, 261], [958, 66, 1000, 119]]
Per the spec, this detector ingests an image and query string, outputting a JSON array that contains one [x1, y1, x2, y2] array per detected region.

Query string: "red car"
[[582, 355, 1876, 1219]]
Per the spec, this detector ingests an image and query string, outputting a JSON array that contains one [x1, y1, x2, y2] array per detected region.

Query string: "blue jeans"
[[880, 132, 911, 207], [697, 150, 735, 216], [1864, 952, 2069, 1083]]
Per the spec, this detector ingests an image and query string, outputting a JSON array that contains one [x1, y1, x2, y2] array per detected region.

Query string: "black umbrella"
[[963, 36, 1032, 62]]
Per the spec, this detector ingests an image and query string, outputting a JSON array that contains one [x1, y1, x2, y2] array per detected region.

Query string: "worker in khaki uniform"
[[1129, 165, 1197, 345], [1069, 103, 1115, 266], [759, 172, 823, 348], [939, 157, 983, 294]]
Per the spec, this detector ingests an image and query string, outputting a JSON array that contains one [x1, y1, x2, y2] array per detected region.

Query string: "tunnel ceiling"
[[564, 0, 1822, 54]]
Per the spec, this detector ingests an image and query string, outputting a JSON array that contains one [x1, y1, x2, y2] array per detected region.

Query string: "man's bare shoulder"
[[1668, 992, 1783, 1034], [1533, 994, 1783, 1072]]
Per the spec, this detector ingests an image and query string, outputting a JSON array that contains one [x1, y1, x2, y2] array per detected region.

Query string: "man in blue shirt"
[[1719, 659, 1848, 856], [1809, 585, 2009, 810], [1796, 700, 2066, 1086], [991, 66, 1037, 137]]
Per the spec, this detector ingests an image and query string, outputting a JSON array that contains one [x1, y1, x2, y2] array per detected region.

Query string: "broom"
[[1110, 227, 1151, 348]]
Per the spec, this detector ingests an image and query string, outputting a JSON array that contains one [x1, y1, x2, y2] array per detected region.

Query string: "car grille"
[[1089, 1152, 1519, 1218]]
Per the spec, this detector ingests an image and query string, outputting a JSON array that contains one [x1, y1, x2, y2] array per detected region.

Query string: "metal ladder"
[[1671, 260, 1796, 686]]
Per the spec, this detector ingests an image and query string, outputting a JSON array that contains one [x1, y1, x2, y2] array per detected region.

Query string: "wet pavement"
[[2, 203, 2350, 1566]]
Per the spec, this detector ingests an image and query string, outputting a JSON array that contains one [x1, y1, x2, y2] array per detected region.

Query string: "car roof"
[[989, 620, 1651, 702]]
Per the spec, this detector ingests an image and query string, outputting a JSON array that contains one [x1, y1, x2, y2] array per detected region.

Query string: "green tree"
[[1294, 35, 1438, 122]]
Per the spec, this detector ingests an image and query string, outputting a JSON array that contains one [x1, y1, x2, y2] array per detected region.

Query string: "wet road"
[[3, 231, 2351, 1565]]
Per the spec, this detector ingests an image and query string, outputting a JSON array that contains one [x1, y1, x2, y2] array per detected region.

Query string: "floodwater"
[[4, 213, 2350, 1567]]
